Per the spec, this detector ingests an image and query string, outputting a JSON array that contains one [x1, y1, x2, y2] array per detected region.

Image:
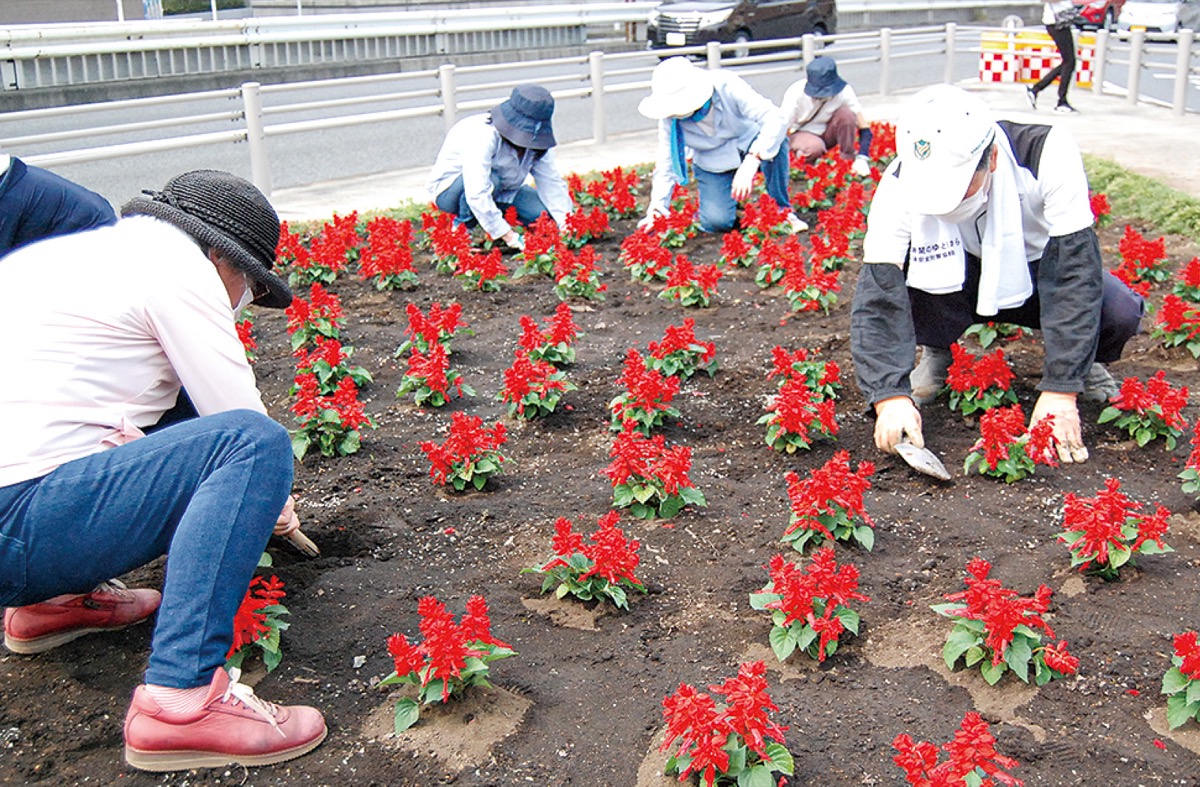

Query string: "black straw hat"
[[804, 56, 848, 98], [121, 170, 291, 309], [491, 85, 557, 150]]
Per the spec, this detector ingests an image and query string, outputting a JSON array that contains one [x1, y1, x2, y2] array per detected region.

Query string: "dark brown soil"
[[4, 201, 1200, 787]]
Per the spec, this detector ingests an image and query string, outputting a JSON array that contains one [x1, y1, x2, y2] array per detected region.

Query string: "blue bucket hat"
[[491, 84, 557, 150], [804, 56, 847, 98]]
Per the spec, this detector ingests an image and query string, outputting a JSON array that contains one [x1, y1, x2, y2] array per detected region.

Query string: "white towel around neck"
[[905, 130, 1032, 316]]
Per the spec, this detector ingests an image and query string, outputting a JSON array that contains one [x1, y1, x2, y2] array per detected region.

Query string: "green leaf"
[[472, 474, 487, 491], [658, 495, 684, 520], [1187, 677, 1200, 707], [633, 485, 657, 504], [964, 646, 986, 667], [837, 608, 860, 635], [854, 525, 875, 551], [737, 765, 774, 787], [763, 742, 794, 775], [613, 485, 634, 507], [1163, 666, 1190, 696], [290, 432, 311, 461], [257, 551, 274, 568], [980, 659, 1006, 686], [1005, 636, 1032, 683], [769, 625, 797, 662], [943, 628, 981, 669], [393, 697, 421, 733], [749, 592, 781, 611], [1167, 693, 1200, 729]]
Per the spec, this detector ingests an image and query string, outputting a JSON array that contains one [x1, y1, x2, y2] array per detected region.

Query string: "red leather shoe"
[[124, 667, 327, 772], [3, 580, 162, 654]]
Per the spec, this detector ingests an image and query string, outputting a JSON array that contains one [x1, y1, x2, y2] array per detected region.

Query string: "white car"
[[1117, 0, 1200, 33]]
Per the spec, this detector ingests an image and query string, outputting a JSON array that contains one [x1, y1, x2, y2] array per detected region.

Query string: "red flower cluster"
[[403, 342, 462, 401], [292, 375, 372, 431], [661, 253, 722, 307], [779, 243, 841, 314], [1174, 631, 1200, 681], [945, 344, 1017, 415], [660, 661, 789, 787], [740, 193, 791, 240], [645, 191, 700, 247], [386, 595, 511, 701], [763, 548, 870, 661], [542, 511, 642, 587], [498, 350, 574, 418], [419, 411, 507, 487], [1100, 370, 1190, 449], [235, 316, 256, 362], [1059, 477, 1172, 577], [563, 206, 610, 248], [1113, 224, 1169, 290], [868, 120, 897, 162], [227, 575, 286, 658], [719, 230, 756, 267], [400, 301, 468, 353], [566, 166, 640, 217], [768, 345, 841, 400], [358, 216, 417, 289], [754, 235, 805, 289], [647, 317, 717, 379], [517, 302, 579, 366], [1090, 191, 1112, 226], [609, 348, 682, 432], [285, 283, 345, 350], [965, 404, 1057, 481], [276, 220, 311, 270], [552, 244, 607, 301], [619, 228, 674, 282], [604, 421, 695, 496], [942, 557, 1055, 668], [1173, 256, 1200, 301], [761, 376, 838, 451], [782, 451, 875, 544], [421, 210, 473, 273], [455, 247, 509, 292], [893, 711, 1023, 787]]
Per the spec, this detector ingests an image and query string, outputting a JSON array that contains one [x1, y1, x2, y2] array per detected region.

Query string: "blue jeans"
[[0, 410, 292, 688], [434, 173, 551, 229], [693, 138, 793, 233]]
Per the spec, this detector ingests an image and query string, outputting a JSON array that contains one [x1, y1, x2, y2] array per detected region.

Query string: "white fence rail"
[[2, 23, 1195, 198], [0, 3, 657, 90]]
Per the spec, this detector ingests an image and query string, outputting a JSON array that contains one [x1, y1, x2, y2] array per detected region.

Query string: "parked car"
[[1116, 0, 1200, 33], [646, 0, 837, 56], [1073, 0, 1125, 30]]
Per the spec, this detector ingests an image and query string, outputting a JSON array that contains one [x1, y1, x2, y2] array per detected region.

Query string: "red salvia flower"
[[227, 575, 286, 657]]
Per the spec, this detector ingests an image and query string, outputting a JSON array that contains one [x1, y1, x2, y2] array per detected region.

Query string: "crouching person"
[[0, 170, 326, 771]]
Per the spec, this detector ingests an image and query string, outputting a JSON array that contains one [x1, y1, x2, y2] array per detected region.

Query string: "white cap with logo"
[[896, 85, 997, 216]]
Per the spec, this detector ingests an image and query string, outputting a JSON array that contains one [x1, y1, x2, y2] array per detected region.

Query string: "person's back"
[[0, 157, 116, 258]]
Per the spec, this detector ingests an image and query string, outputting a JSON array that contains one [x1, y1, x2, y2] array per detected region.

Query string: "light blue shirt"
[[426, 113, 572, 239], [647, 70, 787, 216]]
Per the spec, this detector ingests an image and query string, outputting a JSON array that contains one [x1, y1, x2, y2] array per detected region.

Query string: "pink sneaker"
[[3, 580, 162, 654], [124, 667, 327, 772]]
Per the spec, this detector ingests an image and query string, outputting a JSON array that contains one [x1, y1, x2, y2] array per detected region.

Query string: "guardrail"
[[0, 3, 656, 90], [3, 22, 1195, 198]]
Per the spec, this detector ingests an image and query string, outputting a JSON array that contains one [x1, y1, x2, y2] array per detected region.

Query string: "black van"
[[647, 0, 837, 53]]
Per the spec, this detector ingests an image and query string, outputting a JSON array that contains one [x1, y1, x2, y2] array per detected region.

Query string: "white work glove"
[[851, 155, 871, 178], [501, 230, 525, 251], [1030, 391, 1088, 463], [730, 154, 761, 202], [637, 210, 666, 231], [274, 495, 301, 536], [874, 396, 925, 454]]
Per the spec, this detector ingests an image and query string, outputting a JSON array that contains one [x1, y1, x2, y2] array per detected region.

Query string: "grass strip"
[[1085, 154, 1200, 237]]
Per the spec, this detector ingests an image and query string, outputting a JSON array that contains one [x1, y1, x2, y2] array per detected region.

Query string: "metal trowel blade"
[[895, 440, 952, 481]]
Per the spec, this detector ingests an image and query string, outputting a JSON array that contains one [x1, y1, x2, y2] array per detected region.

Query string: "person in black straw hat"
[[427, 83, 573, 251], [0, 169, 328, 772], [780, 56, 874, 177]]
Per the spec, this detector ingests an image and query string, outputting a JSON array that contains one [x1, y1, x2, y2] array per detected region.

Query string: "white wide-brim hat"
[[896, 84, 998, 216], [638, 57, 715, 120]]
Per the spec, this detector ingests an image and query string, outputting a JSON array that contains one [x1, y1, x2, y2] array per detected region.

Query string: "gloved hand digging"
[[1030, 391, 1088, 463], [851, 155, 871, 178], [730, 153, 761, 201], [874, 395, 925, 454]]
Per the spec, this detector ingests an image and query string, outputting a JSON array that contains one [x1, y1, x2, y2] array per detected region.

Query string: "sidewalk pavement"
[[271, 81, 1200, 223]]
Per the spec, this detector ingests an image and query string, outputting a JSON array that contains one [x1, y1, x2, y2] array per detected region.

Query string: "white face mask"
[[234, 273, 255, 314], [935, 170, 991, 224]]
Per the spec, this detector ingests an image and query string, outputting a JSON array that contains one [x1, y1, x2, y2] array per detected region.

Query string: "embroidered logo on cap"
[[913, 139, 931, 160]]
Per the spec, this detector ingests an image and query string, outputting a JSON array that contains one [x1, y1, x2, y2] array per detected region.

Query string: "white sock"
[[144, 683, 210, 715]]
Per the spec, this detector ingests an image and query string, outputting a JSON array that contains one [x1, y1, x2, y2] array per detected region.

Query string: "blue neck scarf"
[[670, 98, 712, 181]]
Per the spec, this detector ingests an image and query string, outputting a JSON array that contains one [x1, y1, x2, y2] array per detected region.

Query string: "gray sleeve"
[[1036, 227, 1103, 393], [850, 262, 917, 406]]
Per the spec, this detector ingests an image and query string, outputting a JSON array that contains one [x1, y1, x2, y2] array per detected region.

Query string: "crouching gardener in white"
[[850, 85, 1143, 464]]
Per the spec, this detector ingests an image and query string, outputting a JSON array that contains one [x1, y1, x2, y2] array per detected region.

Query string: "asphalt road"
[[4, 28, 1194, 210]]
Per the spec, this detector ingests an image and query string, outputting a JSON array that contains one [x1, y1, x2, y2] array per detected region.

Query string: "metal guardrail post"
[[706, 41, 721, 69], [241, 82, 272, 197], [1092, 28, 1108, 95], [589, 50, 607, 145], [801, 33, 815, 65], [944, 22, 956, 84], [439, 64, 457, 132], [880, 28, 892, 96], [1173, 29, 1194, 117], [1126, 29, 1144, 106]]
